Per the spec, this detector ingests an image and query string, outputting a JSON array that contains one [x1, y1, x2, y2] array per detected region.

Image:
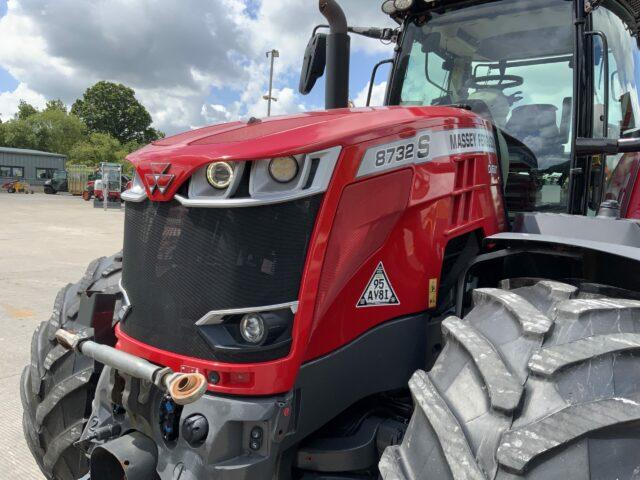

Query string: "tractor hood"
[[127, 105, 482, 200]]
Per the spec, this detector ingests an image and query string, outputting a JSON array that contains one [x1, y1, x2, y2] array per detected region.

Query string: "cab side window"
[[593, 7, 640, 212]]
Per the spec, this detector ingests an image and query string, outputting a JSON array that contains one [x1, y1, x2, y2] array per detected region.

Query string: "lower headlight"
[[268, 156, 299, 183], [239, 314, 266, 344], [206, 161, 234, 189]]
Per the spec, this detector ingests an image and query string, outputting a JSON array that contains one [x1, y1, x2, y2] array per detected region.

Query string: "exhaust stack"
[[320, 0, 350, 109], [90, 432, 158, 480]]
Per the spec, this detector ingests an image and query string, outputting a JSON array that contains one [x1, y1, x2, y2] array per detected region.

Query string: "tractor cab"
[[384, 0, 640, 217], [304, 0, 640, 218], [388, 0, 577, 213]]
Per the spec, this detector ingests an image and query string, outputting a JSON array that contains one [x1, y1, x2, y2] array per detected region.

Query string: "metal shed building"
[[0, 147, 66, 186]]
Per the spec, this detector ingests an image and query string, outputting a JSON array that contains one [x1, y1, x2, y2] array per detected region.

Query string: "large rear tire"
[[21, 254, 122, 480], [381, 279, 640, 479]]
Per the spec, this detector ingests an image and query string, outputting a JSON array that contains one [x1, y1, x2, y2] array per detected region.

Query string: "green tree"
[[144, 127, 165, 143], [44, 99, 67, 113], [28, 109, 86, 155], [71, 81, 163, 143], [0, 109, 86, 155], [16, 100, 38, 120], [68, 132, 122, 167], [1, 118, 39, 149], [68, 133, 142, 175], [116, 141, 142, 175], [67, 133, 140, 167]]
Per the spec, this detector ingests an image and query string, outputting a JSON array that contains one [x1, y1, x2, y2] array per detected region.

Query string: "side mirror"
[[299, 33, 327, 95]]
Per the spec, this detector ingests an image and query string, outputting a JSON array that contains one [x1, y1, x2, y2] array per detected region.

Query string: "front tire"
[[21, 254, 122, 479], [381, 279, 640, 479]]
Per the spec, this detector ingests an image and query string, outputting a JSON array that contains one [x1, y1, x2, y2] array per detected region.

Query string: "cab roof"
[[385, 0, 640, 36]]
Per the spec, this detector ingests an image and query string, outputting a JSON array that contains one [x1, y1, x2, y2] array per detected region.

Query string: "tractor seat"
[[505, 104, 563, 156], [462, 99, 495, 125], [467, 89, 511, 127]]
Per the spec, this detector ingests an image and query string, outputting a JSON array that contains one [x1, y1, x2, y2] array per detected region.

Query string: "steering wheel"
[[467, 74, 524, 90]]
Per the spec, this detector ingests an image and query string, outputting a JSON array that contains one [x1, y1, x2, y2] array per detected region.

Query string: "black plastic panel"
[[285, 314, 429, 448], [121, 196, 322, 360]]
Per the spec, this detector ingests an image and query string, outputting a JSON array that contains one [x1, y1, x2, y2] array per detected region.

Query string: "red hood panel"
[[152, 121, 244, 147], [191, 114, 347, 145], [128, 106, 484, 201]]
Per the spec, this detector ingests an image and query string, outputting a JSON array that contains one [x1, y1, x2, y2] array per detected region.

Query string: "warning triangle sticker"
[[357, 262, 400, 308]]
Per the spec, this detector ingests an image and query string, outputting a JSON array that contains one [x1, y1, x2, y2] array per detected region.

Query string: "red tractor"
[[21, 0, 640, 479]]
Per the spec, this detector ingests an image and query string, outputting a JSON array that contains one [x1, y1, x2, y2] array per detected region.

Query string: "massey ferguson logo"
[[145, 163, 174, 194]]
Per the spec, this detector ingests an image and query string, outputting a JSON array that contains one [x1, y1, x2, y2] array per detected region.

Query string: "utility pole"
[[263, 49, 279, 116]]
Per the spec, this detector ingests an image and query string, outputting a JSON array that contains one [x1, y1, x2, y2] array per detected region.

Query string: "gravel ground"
[[0, 192, 124, 478]]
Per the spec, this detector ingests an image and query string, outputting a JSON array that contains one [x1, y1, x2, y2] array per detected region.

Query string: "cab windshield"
[[393, 0, 575, 212]]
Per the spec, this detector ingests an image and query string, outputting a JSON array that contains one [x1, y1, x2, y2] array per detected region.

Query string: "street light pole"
[[264, 49, 279, 117]]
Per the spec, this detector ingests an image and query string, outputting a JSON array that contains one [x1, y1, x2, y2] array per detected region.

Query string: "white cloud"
[[245, 87, 306, 118], [202, 103, 235, 126], [0, 83, 47, 122], [0, 1, 395, 133], [354, 81, 388, 107]]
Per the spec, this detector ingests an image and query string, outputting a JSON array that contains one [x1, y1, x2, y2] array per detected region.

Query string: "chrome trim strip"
[[122, 172, 148, 202], [121, 188, 147, 202], [118, 278, 131, 306], [175, 189, 322, 208], [195, 301, 299, 326]]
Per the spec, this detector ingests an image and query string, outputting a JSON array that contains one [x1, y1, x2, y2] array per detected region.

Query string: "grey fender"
[[490, 212, 640, 261], [455, 213, 640, 314]]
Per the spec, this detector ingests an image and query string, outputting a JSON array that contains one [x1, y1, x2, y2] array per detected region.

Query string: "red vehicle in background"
[[83, 173, 131, 201]]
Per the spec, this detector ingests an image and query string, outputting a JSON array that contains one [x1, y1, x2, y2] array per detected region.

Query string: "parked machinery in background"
[[92, 163, 131, 208], [1, 179, 34, 194], [43, 169, 68, 194], [91, 165, 131, 204], [66, 165, 95, 196]]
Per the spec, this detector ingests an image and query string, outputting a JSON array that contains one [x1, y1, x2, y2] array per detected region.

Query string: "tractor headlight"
[[382, 0, 397, 14], [206, 161, 234, 189], [268, 156, 299, 184], [239, 314, 266, 344], [393, 0, 414, 11]]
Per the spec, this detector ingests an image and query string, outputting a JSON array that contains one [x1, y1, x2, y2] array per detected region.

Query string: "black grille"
[[121, 196, 322, 360]]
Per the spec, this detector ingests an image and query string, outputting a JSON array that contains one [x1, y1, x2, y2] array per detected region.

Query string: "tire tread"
[[20, 254, 121, 480], [382, 279, 640, 479]]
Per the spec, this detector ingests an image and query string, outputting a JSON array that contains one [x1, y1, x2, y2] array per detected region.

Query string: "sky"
[[0, 0, 395, 135]]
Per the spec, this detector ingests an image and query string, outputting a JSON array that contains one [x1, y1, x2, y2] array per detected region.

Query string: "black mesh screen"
[[121, 196, 322, 359]]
